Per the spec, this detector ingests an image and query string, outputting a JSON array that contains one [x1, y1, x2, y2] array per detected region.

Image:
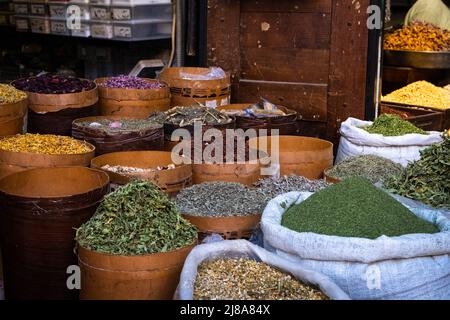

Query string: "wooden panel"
[[327, 0, 369, 144], [236, 80, 327, 121], [241, 0, 332, 13], [207, 0, 241, 80], [240, 12, 331, 50], [297, 120, 327, 139], [241, 48, 330, 83]]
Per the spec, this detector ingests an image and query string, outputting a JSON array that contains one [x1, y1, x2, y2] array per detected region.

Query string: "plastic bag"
[[180, 67, 227, 80], [261, 191, 450, 300], [174, 239, 350, 300], [336, 117, 443, 167]]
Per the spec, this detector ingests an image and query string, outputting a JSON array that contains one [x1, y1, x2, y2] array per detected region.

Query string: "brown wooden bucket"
[[0, 167, 110, 300], [218, 103, 298, 135], [20, 83, 98, 136], [0, 137, 95, 179], [0, 98, 28, 137], [91, 151, 192, 196], [192, 162, 262, 186], [182, 214, 261, 241], [95, 78, 171, 118], [159, 67, 231, 108], [249, 136, 333, 179], [72, 116, 164, 156], [78, 242, 196, 300]]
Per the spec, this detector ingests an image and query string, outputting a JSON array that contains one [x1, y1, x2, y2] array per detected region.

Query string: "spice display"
[[76, 180, 197, 255], [0, 134, 91, 154], [76, 118, 162, 133], [193, 258, 328, 300], [224, 99, 288, 118], [12, 74, 96, 94], [101, 164, 176, 174], [385, 135, 450, 209], [362, 114, 427, 136], [281, 177, 438, 239], [384, 22, 450, 52], [151, 106, 232, 127], [99, 76, 163, 90], [176, 182, 268, 217], [382, 81, 450, 110], [0, 84, 27, 104], [254, 175, 329, 198], [325, 155, 403, 184]]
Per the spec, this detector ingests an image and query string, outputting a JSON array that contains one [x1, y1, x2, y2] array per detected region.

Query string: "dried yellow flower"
[[0, 84, 27, 104]]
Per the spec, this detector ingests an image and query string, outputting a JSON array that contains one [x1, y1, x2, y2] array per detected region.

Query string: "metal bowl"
[[384, 50, 450, 69]]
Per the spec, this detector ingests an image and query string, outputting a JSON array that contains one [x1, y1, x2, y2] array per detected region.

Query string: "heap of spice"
[[0, 134, 91, 155], [194, 258, 328, 300], [362, 114, 427, 136], [76, 118, 162, 133], [101, 164, 175, 174], [150, 106, 232, 127], [384, 22, 450, 52], [12, 74, 95, 94], [176, 182, 268, 217], [0, 84, 27, 104], [99, 76, 163, 90], [385, 135, 450, 209], [254, 175, 329, 198], [76, 180, 197, 255], [382, 81, 450, 110], [281, 177, 438, 239], [325, 155, 403, 184]]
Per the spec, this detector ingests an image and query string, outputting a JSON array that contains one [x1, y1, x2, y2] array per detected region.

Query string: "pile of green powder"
[[281, 177, 438, 239], [362, 114, 427, 136]]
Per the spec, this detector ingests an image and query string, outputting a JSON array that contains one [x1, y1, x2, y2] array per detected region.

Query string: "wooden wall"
[[206, 0, 370, 143]]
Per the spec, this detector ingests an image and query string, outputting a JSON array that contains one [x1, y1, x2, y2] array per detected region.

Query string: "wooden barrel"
[[159, 67, 231, 108], [249, 136, 334, 179], [95, 78, 171, 118], [72, 116, 164, 156], [218, 103, 298, 135], [192, 162, 261, 186], [0, 167, 110, 300], [0, 137, 95, 179], [91, 151, 192, 196], [0, 98, 28, 137], [182, 214, 261, 241], [78, 242, 196, 300], [12, 80, 99, 136]]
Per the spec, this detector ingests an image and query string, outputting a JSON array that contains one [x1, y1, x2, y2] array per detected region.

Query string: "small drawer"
[[14, 3, 29, 15], [71, 19, 90, 36], [90, 20, 113, 38], [111, 3, 171, 21], [113, 19, 171, 40], [30, 16, 50, 33], [50, 18, 70, 34], [90, 5, 111, 20], [30, 2, 48, 16]]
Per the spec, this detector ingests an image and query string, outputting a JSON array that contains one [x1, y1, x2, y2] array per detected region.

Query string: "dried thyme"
[[76, 180, 197, 255], [194, 258, 328, 300], [254, 175, 329, 198], [77, 118, 162, 134], [326, 155, 403, 184], [362, 114, 427, 136], [150, 106, 232, 127], [281, 177, 438, 239], [385, 135, 450, 209], [175, 182, 268, 217]]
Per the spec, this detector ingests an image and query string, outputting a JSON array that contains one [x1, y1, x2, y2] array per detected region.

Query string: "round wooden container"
[[0, 98, 28, 137], [192, 162, 262, 186], [95, 78, 171, 118]]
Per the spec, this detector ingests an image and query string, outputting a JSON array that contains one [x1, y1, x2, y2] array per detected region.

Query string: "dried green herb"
[[254, 175, 329, 198], [194, 258, 328, 300], [76, 180, 197, 255], [175, 182, 268, 217], [77, 118, 162, 134], [385, 135, 450, 209], [326, 155, 403, 184], [362, 114, 427, 136], [281, 177, 438, 239], [150, 106, 232, 127]]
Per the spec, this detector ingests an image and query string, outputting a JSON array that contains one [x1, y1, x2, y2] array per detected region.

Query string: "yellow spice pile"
[[0, 134, 92, 155], [0, 84, 27, 104], [382, 81, 450, 110]]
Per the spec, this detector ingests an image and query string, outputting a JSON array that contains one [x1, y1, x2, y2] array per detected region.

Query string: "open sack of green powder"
[[174, 240, 350, 300], [261, 177, 450, 300], [336, 116, 443, 166]]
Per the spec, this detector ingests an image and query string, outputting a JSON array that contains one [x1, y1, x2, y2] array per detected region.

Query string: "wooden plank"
[[240, 12, 331, 50], [240, 0, 332, 13], [241, 48, 330, 83], [207, 0, 241, 81], [235, 80, 328, 121], [327, 0, 369, 144]]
